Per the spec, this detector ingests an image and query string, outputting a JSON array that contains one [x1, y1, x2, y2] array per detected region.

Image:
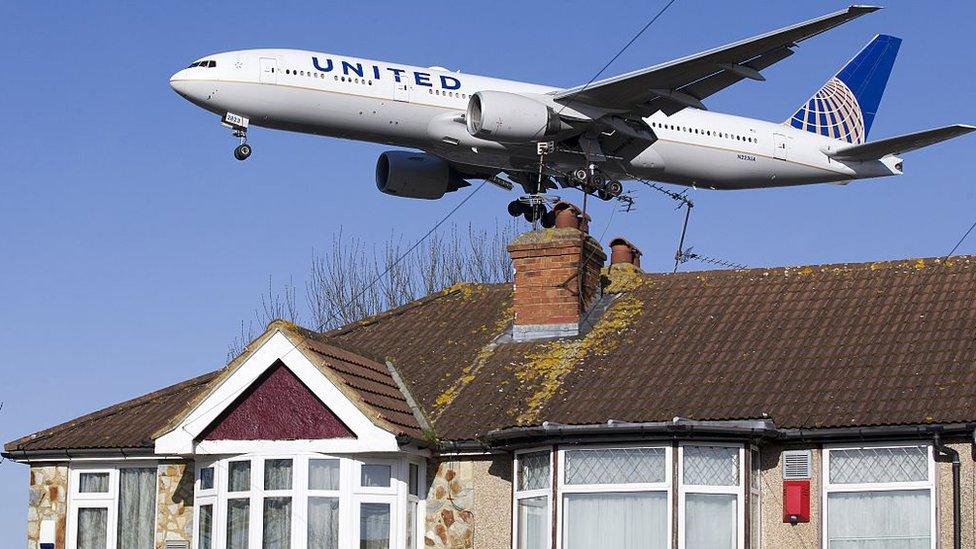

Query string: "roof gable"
[[155, 327, 408, 455], [200, 361, 353, 441]]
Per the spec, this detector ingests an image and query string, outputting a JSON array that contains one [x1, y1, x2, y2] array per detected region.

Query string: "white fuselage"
[[170, 49, 901, 189]]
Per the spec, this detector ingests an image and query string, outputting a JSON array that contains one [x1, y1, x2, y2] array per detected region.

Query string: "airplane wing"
[[553, 5, 881, 116], [827, 125, 976, 161]]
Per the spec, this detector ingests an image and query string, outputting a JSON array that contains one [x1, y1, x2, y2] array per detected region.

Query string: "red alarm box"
[[783, 480, 811, 523]]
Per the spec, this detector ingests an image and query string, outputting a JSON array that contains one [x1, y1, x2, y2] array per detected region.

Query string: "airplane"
[[170, 5, 973, 220]]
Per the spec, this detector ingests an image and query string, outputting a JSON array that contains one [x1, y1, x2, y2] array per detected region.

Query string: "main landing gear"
[[570, 167, 623, 201]]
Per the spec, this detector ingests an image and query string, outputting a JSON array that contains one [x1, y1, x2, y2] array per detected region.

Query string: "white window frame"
[[66, 463, 159, 549], [196, 453, 421, 549], [678, 443, 746, 549], [404, 460, 425, 549], [555, 444, 673, 549], [512, 447, 553, 549], [748, 447, 761, 549], [822, 442, 936, 549]]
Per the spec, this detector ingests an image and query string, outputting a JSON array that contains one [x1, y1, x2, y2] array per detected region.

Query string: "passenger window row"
[[284, 69, 374, 86], [428, 89, 467, 100], [650, 121, 757, 144]]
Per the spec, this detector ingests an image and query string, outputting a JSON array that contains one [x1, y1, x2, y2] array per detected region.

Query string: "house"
[[7, 204, 976, 549]]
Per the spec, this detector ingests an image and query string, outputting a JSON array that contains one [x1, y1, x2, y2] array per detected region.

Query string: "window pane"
[[199, 505, 213, 549], [118, 468, 156, 549], [263, 497, 292, 549], [308, 497, 339, 549], [309, 459, 340, 491], [517, 496, 548, 549], [79, 472, 110, 493], [227, 499, 250, 549], [685, 493, 736, 549], [829, 447, 928, 484], [564, 492, 668, 549], [264, 459, 293, 491], [406, 501, 418, 549], [565, 447, 666, 485], [361, 464, 391, 488], [518, 452, 550, 491], [200, 467, 214, 491], [77, 508, 108, 549], [229, 461, 251, 492], [683, 446, 739, 486], [827, 489, 930, 548], [360, 503, 391, 549], [408, 463, 420, 497]]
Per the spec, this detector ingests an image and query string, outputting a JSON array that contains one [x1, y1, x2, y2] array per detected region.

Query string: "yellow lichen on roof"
[[602, 263, 644, 293], [431, 301, 513, 416], [513, 294, 644, 425]]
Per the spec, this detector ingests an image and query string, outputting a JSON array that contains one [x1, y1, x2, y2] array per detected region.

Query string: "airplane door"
[[394, 82, 410, 102], [773, 133, 788, 160], [260, 57, 277, 84]]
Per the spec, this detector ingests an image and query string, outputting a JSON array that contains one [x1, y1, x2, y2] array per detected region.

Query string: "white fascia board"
[[154, 331, 399, 455]]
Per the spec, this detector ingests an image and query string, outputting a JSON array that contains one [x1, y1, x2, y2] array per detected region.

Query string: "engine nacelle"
[[466, 91, 563, 143], [375, 151, 468, 200]]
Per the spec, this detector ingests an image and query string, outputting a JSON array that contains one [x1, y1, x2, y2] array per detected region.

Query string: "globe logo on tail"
[[789, 77, 865, 144]]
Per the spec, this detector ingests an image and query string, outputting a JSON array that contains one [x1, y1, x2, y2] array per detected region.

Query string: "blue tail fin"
[[787, 34, 901, 144]]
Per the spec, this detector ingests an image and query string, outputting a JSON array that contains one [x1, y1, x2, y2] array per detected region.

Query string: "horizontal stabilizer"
[[828, 124, 976, 161]]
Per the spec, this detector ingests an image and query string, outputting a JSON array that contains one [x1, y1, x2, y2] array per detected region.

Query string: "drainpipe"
[[933, 433, 961, 549]]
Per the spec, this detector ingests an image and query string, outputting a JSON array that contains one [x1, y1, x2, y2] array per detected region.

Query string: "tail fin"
[[787, 34, 901, 144]]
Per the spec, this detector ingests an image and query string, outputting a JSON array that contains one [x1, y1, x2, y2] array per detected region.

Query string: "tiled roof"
[[4, 372, 218, 453], [328, 257, 976, 440], [299, 338, 423, 439], [9, 255, 976, 451]]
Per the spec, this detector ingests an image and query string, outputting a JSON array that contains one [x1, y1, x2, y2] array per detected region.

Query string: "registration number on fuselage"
[[737, 153, 757, 162]]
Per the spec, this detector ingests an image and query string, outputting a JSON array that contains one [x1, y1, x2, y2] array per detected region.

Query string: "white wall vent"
[[164, 541, 190, 549], [782, 450, 812, 479]]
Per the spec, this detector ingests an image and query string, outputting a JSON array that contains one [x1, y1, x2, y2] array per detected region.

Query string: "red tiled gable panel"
[[201, 362, 353, 441], [430, 258, 976, 440], [5, 372, 219, 452], [325, 284, 513, 416]]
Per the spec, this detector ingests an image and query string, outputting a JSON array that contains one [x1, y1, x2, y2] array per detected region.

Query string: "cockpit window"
[[207, 60, 216, 68], [188, 62, 199, 68], [187, 60, 217, 69]]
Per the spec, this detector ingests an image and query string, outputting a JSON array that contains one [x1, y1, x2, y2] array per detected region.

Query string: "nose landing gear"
[[222, 112, 252, 161], [233, 130, 251, 161]]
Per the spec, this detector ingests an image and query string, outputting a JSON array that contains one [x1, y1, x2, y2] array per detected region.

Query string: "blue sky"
[[0, 1, 973, 542]]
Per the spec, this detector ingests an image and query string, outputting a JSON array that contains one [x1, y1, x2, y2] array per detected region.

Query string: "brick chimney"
[[507, 204, 606, 341]]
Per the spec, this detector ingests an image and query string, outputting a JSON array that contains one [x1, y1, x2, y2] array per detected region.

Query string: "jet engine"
[[375, 151, 468, 200], [466, 91, 565, 143]]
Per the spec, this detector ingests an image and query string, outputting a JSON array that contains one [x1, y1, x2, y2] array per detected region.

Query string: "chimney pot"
[[609, 237, 642, 268], [551, 201, 591, 232]]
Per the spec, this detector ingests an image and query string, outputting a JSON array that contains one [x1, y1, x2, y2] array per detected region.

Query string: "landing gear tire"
[[234, 143, 252, 161], [508, 200, 528, 218], [605, 180, 623, 198], [523, 204, 547, 223], [573, 168, 589, 183]]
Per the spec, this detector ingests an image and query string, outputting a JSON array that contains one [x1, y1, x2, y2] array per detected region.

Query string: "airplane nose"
[[170, 70, 190, 96]]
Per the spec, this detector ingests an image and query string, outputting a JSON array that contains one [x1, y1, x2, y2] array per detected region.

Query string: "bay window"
[[514, 450, 552, 549], [679, 444, 745, 549], [558, 446, 671, 549], [67, 465, 158, 549], [195, 454, 423, 549], [824, 444, 934, 549]]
